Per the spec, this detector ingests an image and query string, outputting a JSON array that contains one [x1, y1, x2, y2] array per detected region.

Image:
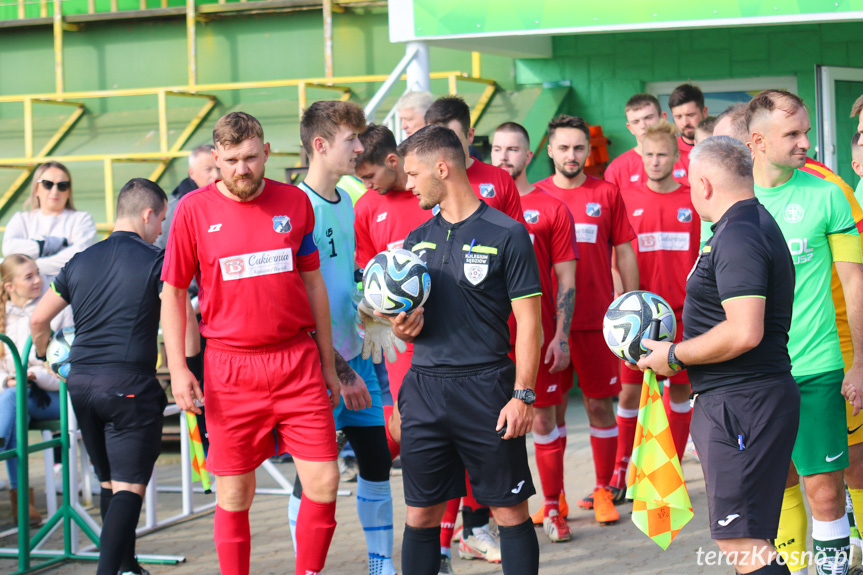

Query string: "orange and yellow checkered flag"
[[626, 368, 693, 549], [186, 411, 211, 493]]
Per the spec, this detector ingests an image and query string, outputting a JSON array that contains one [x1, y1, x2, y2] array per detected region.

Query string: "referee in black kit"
[[638, 136, 799, 575], [31, 178, 169, 575], [381, 125, 542, 575]]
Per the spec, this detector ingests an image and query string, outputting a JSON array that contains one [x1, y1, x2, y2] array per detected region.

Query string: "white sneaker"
[[542, 509, 572, 542], [458, 524, 501, 563]]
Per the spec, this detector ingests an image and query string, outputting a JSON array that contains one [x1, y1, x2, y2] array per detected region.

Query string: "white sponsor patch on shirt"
[[219, 248, 293, 281], [574, 223, 598, 244], [637, 232, 690, 252], [386, 239, 405, 251]]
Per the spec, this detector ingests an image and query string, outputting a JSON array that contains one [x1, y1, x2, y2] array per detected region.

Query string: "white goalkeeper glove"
[[358, 300, 407, 364]]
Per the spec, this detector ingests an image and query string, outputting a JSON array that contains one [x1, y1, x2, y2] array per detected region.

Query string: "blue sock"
[[357, 477, 396, 575], [288, 493, 301, 554]]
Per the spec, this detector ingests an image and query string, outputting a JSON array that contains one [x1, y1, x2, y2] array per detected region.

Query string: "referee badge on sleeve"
[[464, 252, 490, 285]]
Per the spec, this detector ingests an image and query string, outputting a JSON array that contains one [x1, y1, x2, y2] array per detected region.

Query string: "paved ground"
[[0, 397, 769, 574]]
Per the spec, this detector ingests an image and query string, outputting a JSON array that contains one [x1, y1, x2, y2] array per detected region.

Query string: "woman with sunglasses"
[[2, 162, 97, 284]]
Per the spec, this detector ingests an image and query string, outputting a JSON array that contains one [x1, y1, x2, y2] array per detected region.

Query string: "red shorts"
[[565, 330, 621, 399], [508, 346, 563, 408], [619, 316, 690, 385], [203, 333, 338, 475]]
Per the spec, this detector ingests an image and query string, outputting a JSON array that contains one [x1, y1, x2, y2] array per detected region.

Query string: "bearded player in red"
[[535, 115, 638, 527], [614, 121, 699, 493], [491, 121, 578, 543], [162, 112, 341, 575]]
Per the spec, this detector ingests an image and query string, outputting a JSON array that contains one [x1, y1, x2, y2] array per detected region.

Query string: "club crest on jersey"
[[784, 203, 805, 224], [463, 253, 490, 285], [677, 208, 692, 223], [272, 216, 291, 233], [479, 184, 496, 198], [586, 203, 602, 217], [674, 168, 687, 178], [524, 210, 540, 224]]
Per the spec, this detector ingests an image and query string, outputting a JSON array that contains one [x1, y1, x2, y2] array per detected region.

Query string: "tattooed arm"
[[545, 260, 576, 374], [334, 349, 372, 411]]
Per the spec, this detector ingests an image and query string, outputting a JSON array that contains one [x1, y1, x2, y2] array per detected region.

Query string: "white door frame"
[[816, 65, 863, 173]]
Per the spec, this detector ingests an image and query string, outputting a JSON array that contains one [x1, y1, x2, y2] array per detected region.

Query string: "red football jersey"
[[162, 179, 320, 347], [354, 188, 430, 267], [467, 159, 527, 225], [604, 148, 689, 189], [677, 135, 694, 172], [619, 183, 699, 316], [536, 175, 635, 331]]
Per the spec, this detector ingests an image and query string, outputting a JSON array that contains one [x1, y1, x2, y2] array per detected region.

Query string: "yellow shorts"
[[846, 400, 863, 446]]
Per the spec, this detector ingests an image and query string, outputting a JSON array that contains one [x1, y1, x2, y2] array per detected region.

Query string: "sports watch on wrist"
[[512, 389, 537, 405], [668, 343, 686, 373]]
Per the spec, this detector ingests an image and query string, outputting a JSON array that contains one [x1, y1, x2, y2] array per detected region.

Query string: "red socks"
[[668, 400, 692, 462], [613, 407, 638, 490], [440, 498, 460, 547], [214, 506, 251, 575], [295, 495, 337, 575], [589, 425, 618, 488], [533, 429, 564, 515]]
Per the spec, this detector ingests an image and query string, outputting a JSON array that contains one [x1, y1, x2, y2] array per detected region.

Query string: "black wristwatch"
[[668, 343, 686, 373], [512, 389, 537, 405], [35, 351, 47, 362]]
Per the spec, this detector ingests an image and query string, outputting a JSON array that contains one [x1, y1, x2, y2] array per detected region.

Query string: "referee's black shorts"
[[68, 364, 167, 485], [690, 375, 799, 540], [399, 359, 535, 508]]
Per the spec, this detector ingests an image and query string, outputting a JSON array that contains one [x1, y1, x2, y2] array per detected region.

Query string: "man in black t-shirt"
[[381, 125, 542, 575], [638, 137, 798, 575], [31, 178, 168, 575]]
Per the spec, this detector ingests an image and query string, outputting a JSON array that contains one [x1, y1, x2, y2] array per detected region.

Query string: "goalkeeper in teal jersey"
[[743, 90, 863, 575], [289, 101, 398, 575]]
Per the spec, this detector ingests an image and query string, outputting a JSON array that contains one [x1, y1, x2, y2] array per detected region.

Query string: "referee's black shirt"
[[404, 201, 541, 369], [52, 231, 164, 370], [683, 198, 795, 393]]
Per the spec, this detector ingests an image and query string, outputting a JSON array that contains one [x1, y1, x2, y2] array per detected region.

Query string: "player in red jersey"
[[161, 113, 340, 575], [668, 84, 708, 174], [491, 121, 577, 543], [355, 124, 431, 458], [604, 93, 689, 189], [615, 121, 699, 492], [535, 115, 638, 526]]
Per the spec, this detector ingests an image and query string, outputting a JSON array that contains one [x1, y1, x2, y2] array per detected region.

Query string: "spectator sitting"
[[2, 162, 96, 285], [0, 254, 72, 526], [156, 144, 220, 250]]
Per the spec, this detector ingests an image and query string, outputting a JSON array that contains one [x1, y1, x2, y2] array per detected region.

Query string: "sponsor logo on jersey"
[[524, 209, 540, 224], [575, 223, 598, 244], [219, 248, 293, 281], [633, 209, 644, 217], [784, 203, 805, 224], [677, 208, 692, 223], [630, 174, 640, 182], [208, 223, 222, 233], [673, 168, 687, 178], [386, 239, 404, 251], [376, 212, 388, 223], [463, 252, 490, 285], [479, 183, 496, 198], [586, 203, 602, 217], [638, 232, 690, 252], [272, 216, 291, 233], [787, 238, 814, 264]]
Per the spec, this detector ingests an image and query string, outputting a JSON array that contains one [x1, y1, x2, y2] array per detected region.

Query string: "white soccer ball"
[[362, 249, 431, 316], [46, 326, 75, 383], [602, 291, 676, 363]]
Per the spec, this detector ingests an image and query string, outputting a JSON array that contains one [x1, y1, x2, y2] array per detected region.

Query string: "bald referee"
[[639, 136, 799, 575], [383, 125, 542, 575]]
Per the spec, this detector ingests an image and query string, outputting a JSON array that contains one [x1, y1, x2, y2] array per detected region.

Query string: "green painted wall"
[[516, 22, 863, 183]]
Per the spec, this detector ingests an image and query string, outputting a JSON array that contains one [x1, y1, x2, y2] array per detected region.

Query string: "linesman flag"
[[186, 411, 211, 493], [626, 367, 693, 549]]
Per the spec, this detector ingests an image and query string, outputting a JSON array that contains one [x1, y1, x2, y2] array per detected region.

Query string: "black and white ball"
[[46, 326, 75, 383], [363, 249, 431, 316], [602, 291, 676, 363]]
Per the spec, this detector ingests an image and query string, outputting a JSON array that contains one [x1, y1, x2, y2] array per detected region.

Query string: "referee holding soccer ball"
[[639, 136, 799, 575], [382, 125, 542, 575]]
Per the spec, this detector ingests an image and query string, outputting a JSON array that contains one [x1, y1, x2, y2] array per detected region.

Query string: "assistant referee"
[[639, 136, 799, 575], [31, 178, 168, 575], [384, 125, 542, 575]]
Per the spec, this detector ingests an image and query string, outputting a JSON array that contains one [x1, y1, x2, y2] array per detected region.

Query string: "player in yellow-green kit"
[[745, 90, 863, 575]]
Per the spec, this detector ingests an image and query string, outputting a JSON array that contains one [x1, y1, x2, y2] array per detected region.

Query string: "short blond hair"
[[213, 112, 264, 148], [643, 121, 679, 150]]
